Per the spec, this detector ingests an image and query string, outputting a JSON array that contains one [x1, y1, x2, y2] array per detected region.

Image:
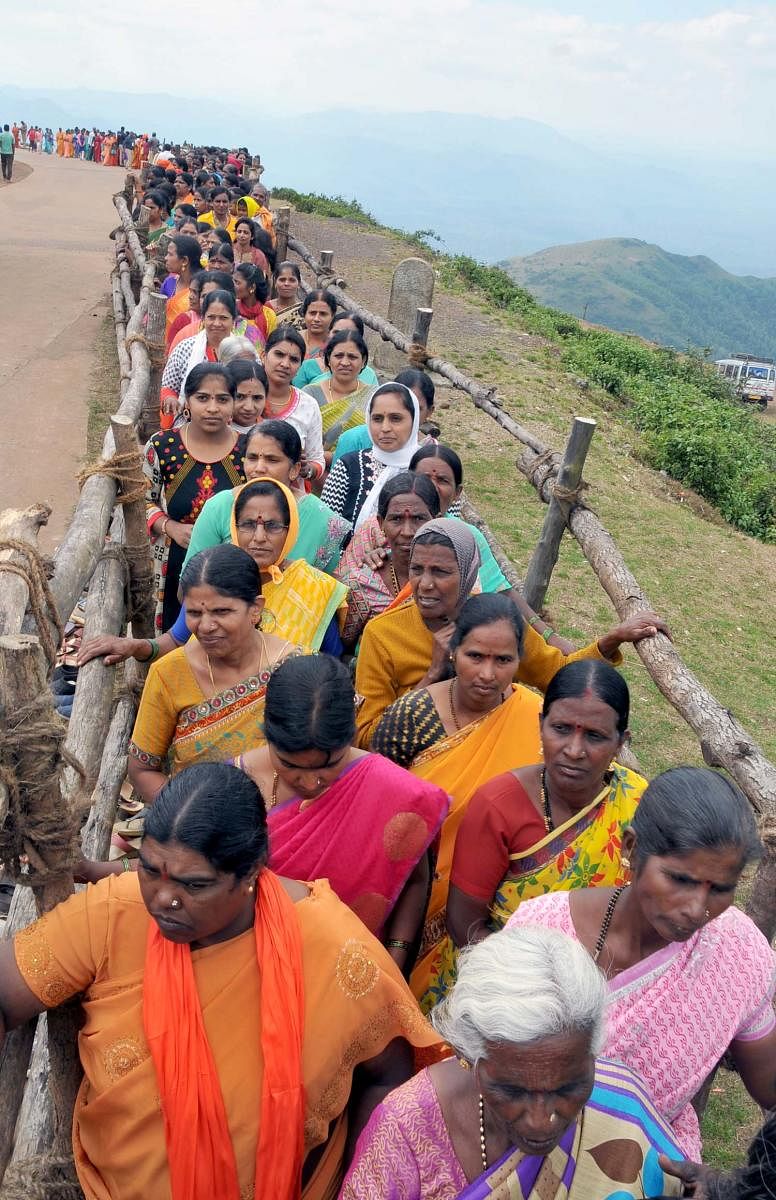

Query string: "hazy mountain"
[[4, 86, 776, 275], [501, 237, 776, 359]]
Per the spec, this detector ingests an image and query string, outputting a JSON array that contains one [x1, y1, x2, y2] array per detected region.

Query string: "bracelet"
[[120, 854, 133, 872], [160, 517, 170, 538], [386, 938, 412, 951], [542, 627, 555, 642], [145, 638, 160, 662], [527, 615, 541, 627]]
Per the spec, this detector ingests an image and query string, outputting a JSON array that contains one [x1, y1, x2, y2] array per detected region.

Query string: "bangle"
[[542, 627, 555, 642], [527, 615, 541, 628], [120, 854, 133, 872], [159, 517, 170, 538], [145, 638, 160, 661], [386, 938, 412, 951]]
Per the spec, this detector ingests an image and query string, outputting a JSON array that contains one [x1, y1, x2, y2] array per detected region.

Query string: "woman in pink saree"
[[342, 926, 685, 1199], [508, 766, 776, 1159], [235, 653, 449, 976]]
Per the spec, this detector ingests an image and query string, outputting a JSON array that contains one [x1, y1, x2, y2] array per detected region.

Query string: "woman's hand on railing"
[[598, 610, 672, 659], [77, 635, 154, 667]]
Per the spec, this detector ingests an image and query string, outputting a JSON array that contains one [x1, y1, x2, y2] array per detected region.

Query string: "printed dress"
[[143, 430, 244, 633]]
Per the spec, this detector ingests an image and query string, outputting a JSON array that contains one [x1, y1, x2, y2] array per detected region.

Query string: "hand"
[[657, 1155, 713, 1198], [363, 546, 389, 571], [161, 394, 178, 415], [598, 610, 672, 659], [429, 622, 456, 673], [73, 857, 121, 885], [168, 521, 192, 549], [77, 635, 148, 667]]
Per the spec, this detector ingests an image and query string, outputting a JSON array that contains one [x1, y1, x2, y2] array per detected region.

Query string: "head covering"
[[354, 383, 420, 530], [229, 477, 300, 584], [239, 195, 261, 219], [410, 517, 481, 607]]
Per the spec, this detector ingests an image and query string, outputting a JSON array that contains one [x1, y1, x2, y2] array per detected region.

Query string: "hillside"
[[501, 237, 776, 359]]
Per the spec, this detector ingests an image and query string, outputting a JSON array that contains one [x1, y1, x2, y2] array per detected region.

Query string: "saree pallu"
[[13, 872, 440, 1200], [267, 754, 449, 935], [307, 383, 373, 450], [262, 558, 347, 651], [128, 645, 284, 772], [429, 765, 644, 1011], [408, 686, 542, 1008], [459, 1060, 683, 1199]]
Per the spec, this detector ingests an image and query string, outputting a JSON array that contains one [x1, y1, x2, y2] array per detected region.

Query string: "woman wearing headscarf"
[[355, 518, 670, 748], [321, 382, 420, 527]]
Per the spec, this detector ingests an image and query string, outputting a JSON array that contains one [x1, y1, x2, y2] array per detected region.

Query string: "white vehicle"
[[714, 354, 775, 409]]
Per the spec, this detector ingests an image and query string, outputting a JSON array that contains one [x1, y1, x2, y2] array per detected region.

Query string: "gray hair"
[[218, 336, 259, 365], [431, 927, 606, 1064]]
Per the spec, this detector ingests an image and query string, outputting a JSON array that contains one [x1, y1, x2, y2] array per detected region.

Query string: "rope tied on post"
[[551, 478, 589, 508], [0, 1153, 83, 1200], [0, 541, 62, 666], [125, 331, 166, 369], [76, 451, 146, 507], [0, 695, 85, 883], [408, 341, 430, 368]]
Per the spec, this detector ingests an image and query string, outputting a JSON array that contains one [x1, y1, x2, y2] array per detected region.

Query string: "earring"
[[621, 857, 631, 871], [457, 1057, 471, 1071], [182, 407, 191, 421]]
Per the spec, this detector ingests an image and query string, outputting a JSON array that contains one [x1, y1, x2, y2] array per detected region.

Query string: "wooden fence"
[[0, 175, 773, 1194]]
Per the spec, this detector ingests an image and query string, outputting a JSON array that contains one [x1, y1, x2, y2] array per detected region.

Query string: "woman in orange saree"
[[0, 763, 440, 1200], [372, 591, 542, 1009]]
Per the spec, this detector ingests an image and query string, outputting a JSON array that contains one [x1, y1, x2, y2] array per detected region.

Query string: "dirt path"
[[0, 151, 122, 550]]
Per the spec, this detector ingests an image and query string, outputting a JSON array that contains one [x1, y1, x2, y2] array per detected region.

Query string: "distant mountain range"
[[501, 238, 776, 360], [3, 86, 776, 277]]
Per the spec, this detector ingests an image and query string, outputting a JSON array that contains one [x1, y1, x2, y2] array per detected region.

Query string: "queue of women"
[[0, 145, 773, 1200]]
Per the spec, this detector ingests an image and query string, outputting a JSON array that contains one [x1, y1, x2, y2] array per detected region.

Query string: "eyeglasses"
[[236, 519, 288, 535]]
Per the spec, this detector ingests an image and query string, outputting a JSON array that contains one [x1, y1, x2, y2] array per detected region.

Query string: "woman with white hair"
[[341, 926, 684, 1199]]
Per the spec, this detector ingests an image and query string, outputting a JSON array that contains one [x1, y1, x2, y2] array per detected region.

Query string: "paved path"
[[0, 152, 122, 549]]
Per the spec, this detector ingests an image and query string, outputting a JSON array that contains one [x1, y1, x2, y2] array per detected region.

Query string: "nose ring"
[[705, 908, 710, 919], [170, 898, 182, 910], [549, 1113, 558, 1125], [316, 778, 323, 786]]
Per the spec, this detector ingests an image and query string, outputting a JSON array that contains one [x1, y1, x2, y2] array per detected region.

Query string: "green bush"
[[271, 188, 380, 227]]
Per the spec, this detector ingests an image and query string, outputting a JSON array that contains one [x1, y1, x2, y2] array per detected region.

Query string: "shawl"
[[143, 871, 304, 1200]]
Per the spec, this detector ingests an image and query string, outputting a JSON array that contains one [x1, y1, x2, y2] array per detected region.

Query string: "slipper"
[[113, 813, 146, 839]]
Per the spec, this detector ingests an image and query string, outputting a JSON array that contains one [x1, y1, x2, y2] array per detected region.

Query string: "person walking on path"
[[0, 124, 14, 182]]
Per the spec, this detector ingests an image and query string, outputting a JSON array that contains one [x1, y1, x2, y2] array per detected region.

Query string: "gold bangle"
[[386, 938, 412, 951], [160, 517, 170, 537], [120, 854, 133, 872]]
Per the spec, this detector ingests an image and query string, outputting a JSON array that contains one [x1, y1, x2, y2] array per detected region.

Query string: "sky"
[[3, 2, 776, 155]]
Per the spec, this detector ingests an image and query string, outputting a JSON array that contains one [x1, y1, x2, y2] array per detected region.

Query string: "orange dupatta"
[[143, 870, 305, 1200]]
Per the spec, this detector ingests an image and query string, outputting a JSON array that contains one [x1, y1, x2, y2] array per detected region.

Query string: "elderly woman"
[[0, 762, 440, 1200], [342, 926, 684, 1198], [508, 766, 776, 1159]]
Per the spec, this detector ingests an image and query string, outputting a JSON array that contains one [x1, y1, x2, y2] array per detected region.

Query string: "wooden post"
[[0, 504, 52, 637], [80, 693, 137, 861], [275, 206, 291, 264], [112, 270, 131, 398], [142, 291, 168, 443], [523, 417, 596, 612], [412, 306, 433, 348], [111, 416, 155, 638], [320, 250, 334, 272], [123, 172, 134, 206], [0, 890, 37, 1182]]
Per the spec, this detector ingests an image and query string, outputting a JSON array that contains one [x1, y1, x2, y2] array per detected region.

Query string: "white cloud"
[[3, 3, 776, 152]]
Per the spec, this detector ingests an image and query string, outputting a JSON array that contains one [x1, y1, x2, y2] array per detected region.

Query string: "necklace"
[[478, 1095, 488, 1171], [270, 771, 280, 810], [593, 884, 628, 963], [388, 561, 401, 597], [205, 634, 266, 695], [448, 679, 462, 731], [540, 768, 554, 832]]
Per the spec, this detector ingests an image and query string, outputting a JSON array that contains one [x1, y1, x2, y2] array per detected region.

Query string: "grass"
[[86, 311, 123, 458], [701, 1070, 761, 1168]]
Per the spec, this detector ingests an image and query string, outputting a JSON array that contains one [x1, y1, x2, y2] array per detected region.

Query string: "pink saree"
[[508, 892, 776, 1158], [266, 754, 449, 936]]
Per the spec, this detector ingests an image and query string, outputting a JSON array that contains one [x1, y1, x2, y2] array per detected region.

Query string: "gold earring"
[[621, 856, 631, 871], [457, 1057, 471, 1071]]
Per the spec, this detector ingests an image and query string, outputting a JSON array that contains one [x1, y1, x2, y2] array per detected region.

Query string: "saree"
[[261, 558, 347, 651], [341, 1060, 683, 1199], [404, 687, 542, 1007], [266, 754, 449, 935], [13, 871, 441, 1200], [507, 893, 776, 1158], [429, 765, 644, 1012], [128, 642, 290, 772], [306, 382, 373, 450]]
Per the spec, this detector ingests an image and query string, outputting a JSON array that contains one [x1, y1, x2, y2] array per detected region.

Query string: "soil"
[[0, 151, 122, 550]]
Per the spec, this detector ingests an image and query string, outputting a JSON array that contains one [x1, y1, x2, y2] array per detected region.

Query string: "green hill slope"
[[501, 238, 776, 359]]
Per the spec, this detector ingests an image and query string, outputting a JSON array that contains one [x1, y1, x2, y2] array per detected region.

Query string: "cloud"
[[2, 3, 775, 152]]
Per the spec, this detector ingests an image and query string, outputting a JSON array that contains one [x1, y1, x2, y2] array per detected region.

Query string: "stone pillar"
[[373, 257, 435, 376]]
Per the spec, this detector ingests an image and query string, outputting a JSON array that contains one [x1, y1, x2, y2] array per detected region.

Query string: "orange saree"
[[13, 872, 439, 1200]]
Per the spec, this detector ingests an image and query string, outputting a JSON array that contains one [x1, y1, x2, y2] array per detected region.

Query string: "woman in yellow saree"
[[128, 543, 301, 803], [371, 590, 543, 1007], [428, 660, 645, 1010]]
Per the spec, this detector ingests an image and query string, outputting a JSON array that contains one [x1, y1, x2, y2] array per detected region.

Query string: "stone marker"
[[373, 257, 435, 376]]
